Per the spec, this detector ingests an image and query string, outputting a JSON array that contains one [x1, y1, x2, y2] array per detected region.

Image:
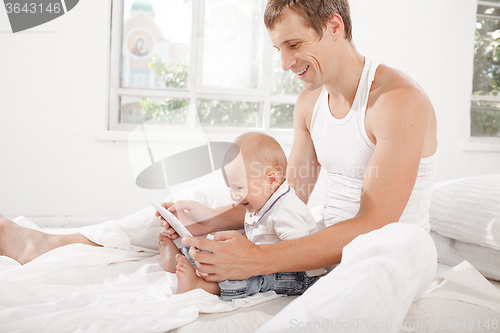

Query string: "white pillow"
[[430, 230, 500, 281], [429, 174, 500, 251]]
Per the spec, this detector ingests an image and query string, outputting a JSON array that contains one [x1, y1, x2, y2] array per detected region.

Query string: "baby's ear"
[[266, 170, 279, 184]]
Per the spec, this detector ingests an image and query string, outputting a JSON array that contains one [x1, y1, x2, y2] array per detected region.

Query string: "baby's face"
[[224, 154, 271, 214]]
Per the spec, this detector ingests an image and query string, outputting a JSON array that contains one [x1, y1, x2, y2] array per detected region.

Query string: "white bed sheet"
[[0, 242, 282, 333], [1, 216, 499, 332]]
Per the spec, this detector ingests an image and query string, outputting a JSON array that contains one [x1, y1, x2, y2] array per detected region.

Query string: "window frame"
[[470, 0, 500, 140], [108, 0, 298, 135]]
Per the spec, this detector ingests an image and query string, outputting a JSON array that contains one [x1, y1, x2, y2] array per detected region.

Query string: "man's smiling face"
[[267, 8, 336, 91]]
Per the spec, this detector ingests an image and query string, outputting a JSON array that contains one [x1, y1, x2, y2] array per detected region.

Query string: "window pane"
[[473, 15, 500, 96], [196, 99, 260, 127], [270, 103, 294, 129], [120, 96, 188, 125], [122, 0, 192, 90], [272, 51, 303, 95], [478, 3, 500, 17], [471, 101, 500, 137], [202, 0, 262, 89]]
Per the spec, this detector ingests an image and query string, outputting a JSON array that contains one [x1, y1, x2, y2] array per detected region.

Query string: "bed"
[[1, 175, 499, 332]]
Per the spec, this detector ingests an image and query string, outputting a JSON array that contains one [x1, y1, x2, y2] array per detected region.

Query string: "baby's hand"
[[155, 202, 181, 240]]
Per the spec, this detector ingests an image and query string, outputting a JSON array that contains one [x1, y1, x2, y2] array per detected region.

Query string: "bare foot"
[[157, 233, 180, 273], [0, 215, 99, 265], [175, 254, 220, 295], [0, 215, 61, 264]]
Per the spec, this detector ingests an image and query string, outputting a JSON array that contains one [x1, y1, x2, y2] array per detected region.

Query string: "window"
[[472, 0, 500, 137], [108, 0, 302, 133]]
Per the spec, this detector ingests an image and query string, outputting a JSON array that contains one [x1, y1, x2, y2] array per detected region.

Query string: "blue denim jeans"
[[179, 246, 320, 301], [218, 272, 320, 301], [179, 246, 197, 269]]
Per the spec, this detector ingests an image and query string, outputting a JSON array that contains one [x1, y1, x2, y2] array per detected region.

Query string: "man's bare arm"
[[261, 82, 435, 273], [287, 88, 323, 204], [205, 204, 246, 232], [184, 80, 436, 281]]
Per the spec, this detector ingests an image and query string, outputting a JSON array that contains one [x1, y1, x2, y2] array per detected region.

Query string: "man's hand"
[[182, 231, 267, 282], [155, 200, 217, 239]]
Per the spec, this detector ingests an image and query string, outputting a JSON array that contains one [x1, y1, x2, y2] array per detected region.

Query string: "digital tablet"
[[149, 199, 193, 238]]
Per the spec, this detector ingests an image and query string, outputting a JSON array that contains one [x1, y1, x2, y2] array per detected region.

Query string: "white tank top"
[[310, 58, 437, 231]]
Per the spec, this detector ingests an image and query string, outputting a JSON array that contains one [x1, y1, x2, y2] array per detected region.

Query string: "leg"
[[218, 272, 319, 301], [157, 233, 181, 273], [176, 254, 220, 295], [0, 183, 232, 264], [0, 214, 100, 265], [257, 223, 437, 333], [266, 272, 320, 297]]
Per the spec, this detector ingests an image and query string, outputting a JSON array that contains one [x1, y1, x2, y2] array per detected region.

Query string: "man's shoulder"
[[367, 64, 436, 145], [370, 65, 429, 106], [368, 64, 434, 121], [297, 86, 324, 104], [295, 87, 324, 114], [293, 87, 324, 130]]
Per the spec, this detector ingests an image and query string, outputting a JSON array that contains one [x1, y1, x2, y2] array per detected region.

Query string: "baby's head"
[[222, 132, 287, 213]]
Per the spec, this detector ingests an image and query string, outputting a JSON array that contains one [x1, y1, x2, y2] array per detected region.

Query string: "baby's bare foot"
[[175, 254, 202, 293], [175, 254, 220, 295], [158, 233, 180, 273]]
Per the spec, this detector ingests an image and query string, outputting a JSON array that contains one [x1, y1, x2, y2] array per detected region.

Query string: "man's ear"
[[324, 13, 344, 41]]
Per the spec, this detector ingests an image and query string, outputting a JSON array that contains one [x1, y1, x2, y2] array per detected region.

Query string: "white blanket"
[[0, 242, 281, 333], [2, 222, 500, 332], [2, 179, 500, 332]]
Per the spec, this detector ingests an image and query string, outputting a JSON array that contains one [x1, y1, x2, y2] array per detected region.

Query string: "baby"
[[158, 132, 324, 300]]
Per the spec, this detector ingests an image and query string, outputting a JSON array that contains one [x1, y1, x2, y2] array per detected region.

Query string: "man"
[[0, 0, 438, 331], [175, 0, 438, 330]]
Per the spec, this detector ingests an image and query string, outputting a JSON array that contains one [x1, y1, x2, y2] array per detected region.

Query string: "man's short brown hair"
[[264, 0, 352, 42]]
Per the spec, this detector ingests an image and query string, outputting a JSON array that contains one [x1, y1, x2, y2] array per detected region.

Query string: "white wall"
[[0, 0, 142, 226], [0, 0, 499, 227], [350, 0, 500, 179]]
